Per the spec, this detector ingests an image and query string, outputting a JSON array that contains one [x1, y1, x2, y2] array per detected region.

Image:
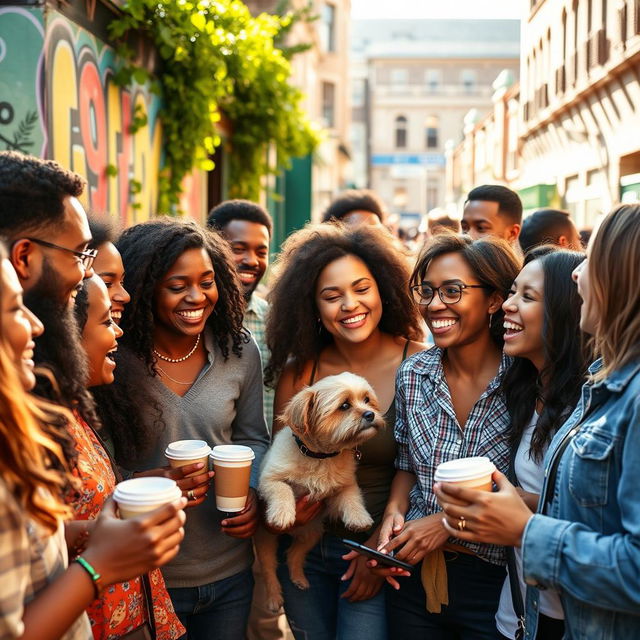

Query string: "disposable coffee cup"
[[434, 456, 496, 492], [113, 477, 182, 520], [210, 445, 255, 513], [165, 439, 212, 477]]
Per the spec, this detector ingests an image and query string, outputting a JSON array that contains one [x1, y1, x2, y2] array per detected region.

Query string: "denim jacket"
[[521, 358, 640, 640]]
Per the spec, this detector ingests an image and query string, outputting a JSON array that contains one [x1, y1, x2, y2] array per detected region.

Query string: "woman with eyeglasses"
[[371, 233, 521, 639], [435, 205, 640, 639]]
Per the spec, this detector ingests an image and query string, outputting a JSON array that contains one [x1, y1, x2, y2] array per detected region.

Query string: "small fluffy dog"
[[256, 372, 385, 612]]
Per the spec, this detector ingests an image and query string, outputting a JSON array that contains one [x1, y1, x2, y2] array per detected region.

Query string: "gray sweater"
[[133, 331, 270, 587]]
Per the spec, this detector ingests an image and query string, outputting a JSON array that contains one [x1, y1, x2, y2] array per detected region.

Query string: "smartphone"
[[340, 538, 413, 572]]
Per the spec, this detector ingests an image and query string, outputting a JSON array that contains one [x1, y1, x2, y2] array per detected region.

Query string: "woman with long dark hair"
[[496, 246, 590, 639], [265, 222, 424, 640], [435, 204, 640, 639], [96, 219, 270, 640]]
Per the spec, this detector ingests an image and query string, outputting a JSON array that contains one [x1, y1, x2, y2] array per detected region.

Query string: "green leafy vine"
[[109, 0, 321, 213]]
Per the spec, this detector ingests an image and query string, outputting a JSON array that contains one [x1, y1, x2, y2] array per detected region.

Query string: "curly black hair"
[[0, 151, 85, 239], [207, 199, 273, 237], [265, 223, 423, 386], [116, 218, 248, 370], [502, 246, 591, 462], [88, 215, 117, 250], [321, 189, 386, 224]]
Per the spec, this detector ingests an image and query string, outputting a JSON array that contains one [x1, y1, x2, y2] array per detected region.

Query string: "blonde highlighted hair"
[[588, 204, 640, 380], [0, 246, 74, 532]]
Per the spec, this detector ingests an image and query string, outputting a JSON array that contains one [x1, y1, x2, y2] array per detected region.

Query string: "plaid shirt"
[[0, 479, 92, 640], [244, 293, 274, 430], [394, 346, 511, 565]]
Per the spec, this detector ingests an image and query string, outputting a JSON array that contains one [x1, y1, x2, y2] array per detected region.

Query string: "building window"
[[319, 3, 336, 52], [390, 68, 409, 85], [322, 82, 336, 127], [425, 116, 438, 149], [395, 115, 408, 148], [425, 69, 441, 93], [461, 69, 477, 94]]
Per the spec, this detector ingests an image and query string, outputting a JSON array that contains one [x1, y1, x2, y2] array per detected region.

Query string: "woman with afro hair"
[[264, 222, 425, 640]]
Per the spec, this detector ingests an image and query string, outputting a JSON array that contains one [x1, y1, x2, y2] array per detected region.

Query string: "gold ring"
[[457, 516, 466, 532], [187, 490, 196, 501]]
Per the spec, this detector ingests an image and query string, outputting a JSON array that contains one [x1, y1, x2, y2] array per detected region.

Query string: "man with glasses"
[[0, 151, 94, 305], [0, 150, 96, 415]]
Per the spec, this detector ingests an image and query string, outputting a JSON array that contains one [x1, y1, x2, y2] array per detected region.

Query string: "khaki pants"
[[247, 553, 294, 640]]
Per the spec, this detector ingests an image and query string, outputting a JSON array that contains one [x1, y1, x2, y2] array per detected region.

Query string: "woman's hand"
[[221, 489, 259, 539], [377, 510, 405, 550], [135, 464, 214, 508], [434, 470, 533, 547], [340, 551, 385, 602], [262, 494, 324, 534], [82, 496, 186, 585], [378, 513, 449, 563]]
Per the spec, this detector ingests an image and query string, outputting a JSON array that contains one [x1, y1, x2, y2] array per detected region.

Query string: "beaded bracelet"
[[74, 556, 103, 598], [71, 523, 91, 558]]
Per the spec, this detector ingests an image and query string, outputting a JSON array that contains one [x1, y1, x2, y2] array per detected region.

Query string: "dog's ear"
[[282, 386, 316, 436]]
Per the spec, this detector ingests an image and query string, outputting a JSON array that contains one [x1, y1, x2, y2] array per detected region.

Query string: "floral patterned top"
[[68, 413, 185, 640]]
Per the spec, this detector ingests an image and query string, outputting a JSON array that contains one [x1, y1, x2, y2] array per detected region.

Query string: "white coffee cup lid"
[[434, 456, 496, 483], [113, 477, 181, 506], [210, 444, 255, 462], [165, 439, 212, 460]]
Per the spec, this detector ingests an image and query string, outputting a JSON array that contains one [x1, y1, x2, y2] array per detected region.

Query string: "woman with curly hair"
[[0, 245, 186, 640], [95, 219, 270, 640], [265, 223, 425, 640]]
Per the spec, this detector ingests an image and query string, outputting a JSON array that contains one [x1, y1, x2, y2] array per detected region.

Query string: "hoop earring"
[[489, 313, 494, 329], [317, 317, 323, 336]]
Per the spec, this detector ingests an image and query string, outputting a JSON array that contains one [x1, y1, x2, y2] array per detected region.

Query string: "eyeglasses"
[[411, 282, 489, 306], [27, 238, 98, 271]]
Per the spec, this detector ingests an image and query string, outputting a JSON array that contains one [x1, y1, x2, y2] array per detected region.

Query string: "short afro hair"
[[0, 151, 85, 239], [519, 209, 577, 253], [207, 200, 273, 237], [321, 189, 386, 224], [465, 184, 523, 225], [88, 216, 117, 250]]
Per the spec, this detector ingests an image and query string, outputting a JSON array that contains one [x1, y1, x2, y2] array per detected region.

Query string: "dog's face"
[[281, 372, 385, 452]]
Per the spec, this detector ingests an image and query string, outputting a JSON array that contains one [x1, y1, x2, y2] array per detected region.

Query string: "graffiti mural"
[[0, 7, 47, 156], [44, 14, 163, 224], [0, 7, 206, 223]]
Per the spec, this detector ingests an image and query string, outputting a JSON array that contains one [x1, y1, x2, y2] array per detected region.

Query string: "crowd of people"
[[0, 149, 638, 640]]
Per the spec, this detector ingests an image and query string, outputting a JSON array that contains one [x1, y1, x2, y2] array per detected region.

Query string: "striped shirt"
[[244, 293, 274, 430], [394, 346, 511, 565]]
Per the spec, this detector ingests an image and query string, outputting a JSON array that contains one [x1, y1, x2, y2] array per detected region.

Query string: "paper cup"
[[113, 477, 182, 519], [165, 440, 212, 477], [210, 445, 255, 513], [434, 456, 496, 491]]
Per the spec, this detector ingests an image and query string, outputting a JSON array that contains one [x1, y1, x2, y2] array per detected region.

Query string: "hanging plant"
[[108, 0, 321, 213]]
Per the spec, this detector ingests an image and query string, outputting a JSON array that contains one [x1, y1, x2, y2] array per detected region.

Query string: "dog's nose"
[[362, 410, 375, 423]]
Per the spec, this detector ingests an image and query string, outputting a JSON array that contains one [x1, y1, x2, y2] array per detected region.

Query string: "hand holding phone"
[[340, 538, 413, 572]]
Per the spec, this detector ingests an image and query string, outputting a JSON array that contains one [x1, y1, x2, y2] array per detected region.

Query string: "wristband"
[[74, 556, 103, 598]]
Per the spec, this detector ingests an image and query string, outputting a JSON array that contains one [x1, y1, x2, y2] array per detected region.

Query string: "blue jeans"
[[387, 550, 505, 640], [278, 534, 388, 640], [168, 569, 254, 640]]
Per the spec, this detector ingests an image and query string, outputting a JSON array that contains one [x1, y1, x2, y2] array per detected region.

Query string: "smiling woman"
[[265, 222, 424, 640], [93, 219, 270, 640], [376, 233, 521, 639]]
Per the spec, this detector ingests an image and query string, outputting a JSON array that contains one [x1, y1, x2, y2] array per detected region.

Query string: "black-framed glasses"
[[411, 282, 489, 306], [27, 238, 98, 270]]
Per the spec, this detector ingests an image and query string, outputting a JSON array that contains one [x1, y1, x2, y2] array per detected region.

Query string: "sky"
[[351, 0, 523, 20]]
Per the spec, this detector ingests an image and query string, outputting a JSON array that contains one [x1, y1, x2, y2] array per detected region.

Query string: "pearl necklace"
[[153, 334, 201, 363]]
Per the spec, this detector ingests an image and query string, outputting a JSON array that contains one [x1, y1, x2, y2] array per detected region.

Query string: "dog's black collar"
[[293, 434, 340, 459]]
